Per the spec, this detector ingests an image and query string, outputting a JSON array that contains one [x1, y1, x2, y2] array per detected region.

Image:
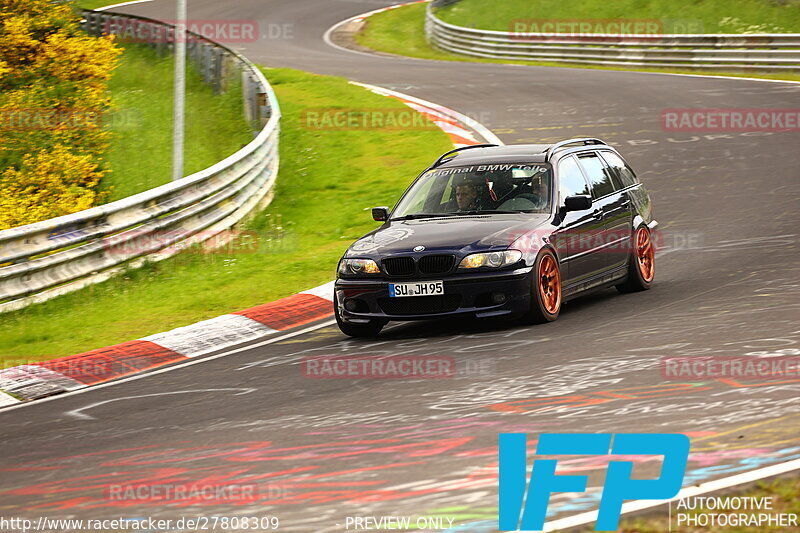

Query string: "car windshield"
[[391, 163, 553, 219]]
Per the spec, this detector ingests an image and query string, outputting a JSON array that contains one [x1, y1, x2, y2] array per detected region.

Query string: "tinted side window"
[[578, 153, 616, 198], [600, 151, 638, 188], [557, 155, 590, 203]]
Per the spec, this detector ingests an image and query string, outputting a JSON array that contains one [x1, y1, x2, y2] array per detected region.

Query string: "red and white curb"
[[0, 390, 22, 407], [0, 283, 335, 404], [352, 82, 503, 147], [331, 0, 429, 26], [0, 82, 501, 407]]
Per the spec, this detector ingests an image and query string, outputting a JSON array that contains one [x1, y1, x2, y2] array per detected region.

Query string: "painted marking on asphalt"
[[522, 123, 625, 131], [142, 314, 277, 358], [612, 69, 800, 86], [65, 388, 257, 420], [542, 457, 800, 531]]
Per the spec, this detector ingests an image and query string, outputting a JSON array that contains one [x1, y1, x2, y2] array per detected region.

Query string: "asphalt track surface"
[[1, 1, 799, 531]]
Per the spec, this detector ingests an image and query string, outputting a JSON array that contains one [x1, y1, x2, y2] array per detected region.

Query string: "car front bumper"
[[335, 266, 534, 322]]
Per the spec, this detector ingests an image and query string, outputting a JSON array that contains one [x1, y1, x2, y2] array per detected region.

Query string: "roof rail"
[[433, 143, 499, 167], [543, 138, 607, 161]]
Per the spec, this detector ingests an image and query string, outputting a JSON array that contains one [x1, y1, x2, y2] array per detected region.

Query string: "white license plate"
[[389, 281, 444, 298]]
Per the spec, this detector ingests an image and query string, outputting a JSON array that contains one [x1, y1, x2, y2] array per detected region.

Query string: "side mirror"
[[371, 206, 389, 222], [564, 195, 592, 212]]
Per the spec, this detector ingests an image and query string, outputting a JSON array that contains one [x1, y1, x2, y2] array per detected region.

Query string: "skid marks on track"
[[0, 418, 541, 513]]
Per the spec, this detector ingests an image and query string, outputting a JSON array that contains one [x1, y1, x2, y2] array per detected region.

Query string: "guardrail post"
[[160, 22, 168, 52], [256, 88, 269, 127], [204, 44, 214, 86], [242, 71, 254, 126], [212, 48, 224, 94]]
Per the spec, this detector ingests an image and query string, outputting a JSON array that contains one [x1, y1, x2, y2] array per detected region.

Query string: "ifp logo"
[[498, 433, 689, 531]]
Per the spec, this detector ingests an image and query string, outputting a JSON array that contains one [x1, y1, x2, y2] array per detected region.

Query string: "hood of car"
[[346, 214, 552, 257]]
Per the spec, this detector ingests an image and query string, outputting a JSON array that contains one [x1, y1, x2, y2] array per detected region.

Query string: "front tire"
[[523, 248, 562, 324], [617, 225, 655, 293], [334, 294, 385, 338]]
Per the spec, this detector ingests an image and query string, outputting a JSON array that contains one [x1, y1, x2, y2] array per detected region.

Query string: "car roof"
[[435, 139, 612, 168], [437, 144, 550, 167]]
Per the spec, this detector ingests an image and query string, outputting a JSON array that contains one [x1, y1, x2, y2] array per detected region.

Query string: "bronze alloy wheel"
[[635, 226, 655, 283], [538, 253, 561, 315]]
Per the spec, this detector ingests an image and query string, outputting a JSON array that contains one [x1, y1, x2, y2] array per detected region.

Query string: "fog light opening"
[[344, 299, 359, 312], [491, 292, 507, 304]]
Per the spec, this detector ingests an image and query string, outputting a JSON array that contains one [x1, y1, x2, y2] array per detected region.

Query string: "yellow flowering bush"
[[0, 0, 121, 229], [0, 146, 103, 228]]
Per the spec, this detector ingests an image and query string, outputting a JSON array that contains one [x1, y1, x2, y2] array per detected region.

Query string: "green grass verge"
[[612, 476, 800, 532], [102, 44, 253, 201], [0, 67, 453, 365], [438, 0, 800, 33], [355, 3, 800, 83], [75, 0, 116, 9]]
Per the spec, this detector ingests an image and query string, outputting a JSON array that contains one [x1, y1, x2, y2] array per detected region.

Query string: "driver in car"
[[455, 180, 481, 211]]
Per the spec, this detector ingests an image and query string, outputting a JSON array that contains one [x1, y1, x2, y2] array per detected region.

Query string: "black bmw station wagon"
[[334, 139, 657, 337]]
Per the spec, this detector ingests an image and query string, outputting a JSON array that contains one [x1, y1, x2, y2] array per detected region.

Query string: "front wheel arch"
[[523, 247, 562, 324]]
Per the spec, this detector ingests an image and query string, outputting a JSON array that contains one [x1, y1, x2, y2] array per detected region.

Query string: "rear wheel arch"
[[616, 224, 655, 293]]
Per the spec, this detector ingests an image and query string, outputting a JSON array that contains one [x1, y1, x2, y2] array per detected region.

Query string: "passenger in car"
[[530, 177, 549, 209]]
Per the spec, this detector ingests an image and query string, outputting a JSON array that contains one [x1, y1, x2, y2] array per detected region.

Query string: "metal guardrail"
[[0, 10, 281, 313], [426, 0, 800, 70]]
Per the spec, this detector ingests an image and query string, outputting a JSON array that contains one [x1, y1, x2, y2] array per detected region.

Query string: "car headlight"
[[338, 258, 381, 275], [458, 250, 523, 269]]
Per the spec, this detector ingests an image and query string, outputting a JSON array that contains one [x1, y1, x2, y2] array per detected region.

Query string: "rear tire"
[[617, 225, 655, 293], [334, 294, 386, 338], [523, 248, 562, 324]]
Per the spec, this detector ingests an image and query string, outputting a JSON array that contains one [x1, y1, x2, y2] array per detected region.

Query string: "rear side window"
[[600, 151, 638, 188], [557, 155, 590, 202], [577, 153, 616, 198]]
